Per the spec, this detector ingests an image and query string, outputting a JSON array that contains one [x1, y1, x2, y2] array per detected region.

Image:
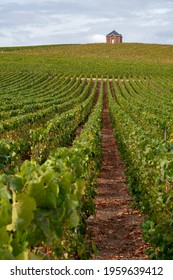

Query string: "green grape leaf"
[[27, 171, 58, 209], [0, 227, 10, 246], [68, 211, 79, 228], [74, 179, 86, 199], [7, 192, 36, 231], [92, 241, 98, 255], [0, 184, 12, 227], [16, 251, 29, 260], [28, 252, 42, 260], [0, 249, 13, 260], [77, 244, 86, 257]]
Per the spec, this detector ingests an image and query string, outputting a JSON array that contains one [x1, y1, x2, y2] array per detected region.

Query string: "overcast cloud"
[[0, 0, 173, 47]]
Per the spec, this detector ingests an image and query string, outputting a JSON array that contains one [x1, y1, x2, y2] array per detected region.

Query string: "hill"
[[0, 43, 173, 77]]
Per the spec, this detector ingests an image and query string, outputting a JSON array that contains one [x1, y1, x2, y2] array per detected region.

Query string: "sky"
[[0, 0, 173, 47]]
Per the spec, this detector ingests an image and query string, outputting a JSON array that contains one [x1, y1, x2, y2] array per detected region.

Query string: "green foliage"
[[1, 43, 173, 77], [0, 80, 102, 259], [1, 42, 173, 260], [107, 77, 173, 259]]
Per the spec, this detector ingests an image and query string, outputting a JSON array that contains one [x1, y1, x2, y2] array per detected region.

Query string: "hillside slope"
[[0, 43, 173, 77]]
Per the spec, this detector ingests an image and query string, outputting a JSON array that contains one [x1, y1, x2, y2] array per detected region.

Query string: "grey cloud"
[[0, 0, 173, 46]]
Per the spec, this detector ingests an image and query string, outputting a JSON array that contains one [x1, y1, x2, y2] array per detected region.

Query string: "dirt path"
[[88, 82, 148, 259]]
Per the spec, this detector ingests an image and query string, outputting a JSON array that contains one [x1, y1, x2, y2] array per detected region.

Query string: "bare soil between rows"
[[88, 83, 149, 259]]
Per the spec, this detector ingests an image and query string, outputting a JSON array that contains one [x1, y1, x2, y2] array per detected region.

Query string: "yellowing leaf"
[[7, 193, 36, 231], [68, 211, 79, 228]]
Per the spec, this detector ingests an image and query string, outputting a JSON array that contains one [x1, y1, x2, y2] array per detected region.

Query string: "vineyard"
[[0, 43, 173, 260]]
